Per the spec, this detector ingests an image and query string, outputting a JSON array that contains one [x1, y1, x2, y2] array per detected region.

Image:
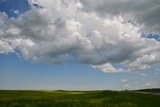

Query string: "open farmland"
[[0, 90, 160, 107]]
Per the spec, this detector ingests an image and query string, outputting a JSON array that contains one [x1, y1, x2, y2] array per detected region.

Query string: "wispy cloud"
[[145, 81, 158, 88]]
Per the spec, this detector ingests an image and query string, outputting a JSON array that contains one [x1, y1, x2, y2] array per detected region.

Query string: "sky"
[[0, 0, 160, 90]]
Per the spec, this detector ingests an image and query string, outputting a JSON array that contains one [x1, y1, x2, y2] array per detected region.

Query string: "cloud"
[[13, 10, 20, 15], [145, 81, 158, 88], [79, 0, 160, 34], [0, 39, 13, 53], [121, 79, 130, 89], [92, 63, 124, 73], [123, 84, 130, 89], [0, 0, 160, 73], [121, 79, 127, 82]]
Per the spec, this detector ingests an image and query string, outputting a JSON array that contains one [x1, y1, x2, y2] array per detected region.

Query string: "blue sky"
[[0, 0, 160, 90], [1, 53, 159, 90]]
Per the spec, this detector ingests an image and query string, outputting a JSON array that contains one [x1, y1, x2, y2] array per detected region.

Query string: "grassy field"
[[0, 90, 160, 107], [137, 88, 160, 93]]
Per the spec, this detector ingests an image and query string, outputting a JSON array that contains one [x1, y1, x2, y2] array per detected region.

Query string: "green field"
[[0, 90, 160, 107], [137, 88, 160, 93]]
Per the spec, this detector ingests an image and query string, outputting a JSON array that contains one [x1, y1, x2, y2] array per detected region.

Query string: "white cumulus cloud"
[[0, 0, 160, 73]]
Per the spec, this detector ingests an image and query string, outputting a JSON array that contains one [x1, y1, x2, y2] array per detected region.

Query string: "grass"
[[0, 90, 160, 107], [137, 88, 160, 93]]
